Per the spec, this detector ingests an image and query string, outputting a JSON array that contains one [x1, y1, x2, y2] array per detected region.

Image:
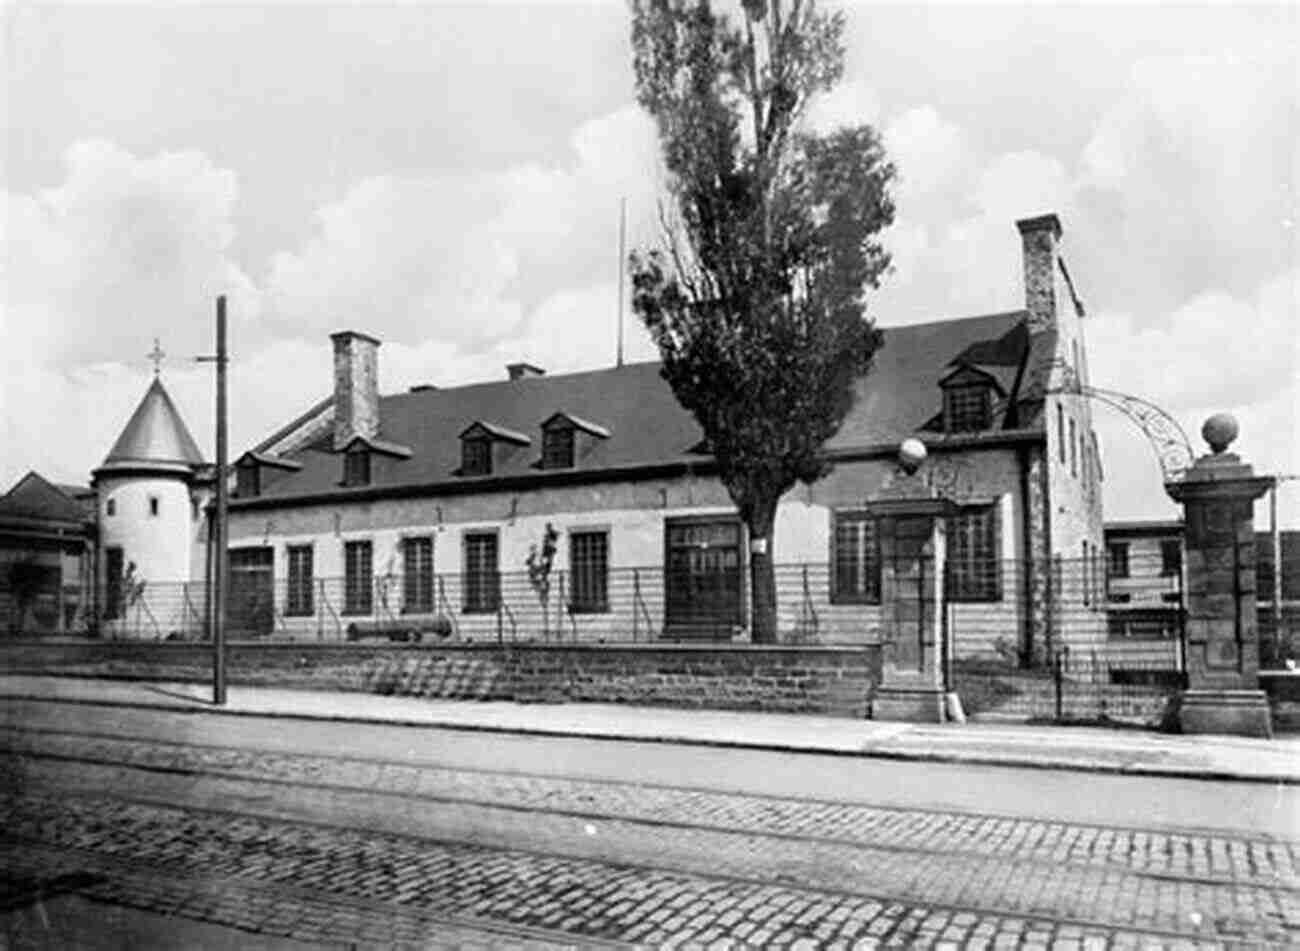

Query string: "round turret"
[[93, 378, 206, 591]]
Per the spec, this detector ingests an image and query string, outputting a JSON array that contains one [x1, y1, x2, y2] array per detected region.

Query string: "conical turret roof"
[[98, 378, 205, 474]]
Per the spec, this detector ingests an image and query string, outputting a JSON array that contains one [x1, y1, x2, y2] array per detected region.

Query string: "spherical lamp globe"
[[899, 438, 927, 474]]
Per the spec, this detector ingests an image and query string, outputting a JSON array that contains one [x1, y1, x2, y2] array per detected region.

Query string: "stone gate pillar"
[[869, 440, 955, 723], [1166, 414, 1275, 738]]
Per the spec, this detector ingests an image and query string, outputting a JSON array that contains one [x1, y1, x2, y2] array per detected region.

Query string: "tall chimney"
[[331, 330, 380, 449], [1016, 213, 1063, 335]]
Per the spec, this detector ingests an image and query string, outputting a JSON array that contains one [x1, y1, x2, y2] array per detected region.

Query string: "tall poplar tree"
[[629, 0, 895, 642]]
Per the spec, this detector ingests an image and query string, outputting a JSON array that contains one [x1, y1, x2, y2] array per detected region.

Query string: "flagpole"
[[617, 197, 627, 368]]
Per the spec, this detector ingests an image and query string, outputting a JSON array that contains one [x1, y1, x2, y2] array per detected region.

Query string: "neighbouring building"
[[218, 213, 1106, 658], [1104, 520, 1300, 668], [0, 472, 96, 635]]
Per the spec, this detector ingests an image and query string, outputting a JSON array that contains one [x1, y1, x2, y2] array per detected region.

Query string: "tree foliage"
[[629, 0, 895, 641]]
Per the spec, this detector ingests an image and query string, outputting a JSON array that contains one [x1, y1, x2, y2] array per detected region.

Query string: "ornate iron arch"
[[997, 357, 1195, 483], [1050, 360, 1194, 482]]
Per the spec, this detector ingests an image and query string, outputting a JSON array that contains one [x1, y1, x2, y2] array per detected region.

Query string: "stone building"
[[220, 213, 1107, 657]]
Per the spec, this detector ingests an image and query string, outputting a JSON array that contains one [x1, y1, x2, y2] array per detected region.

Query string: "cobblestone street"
[[2, 703, 1297, 949]]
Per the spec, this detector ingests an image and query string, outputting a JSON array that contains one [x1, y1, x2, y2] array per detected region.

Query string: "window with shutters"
[[343, 540, 372, 615], [946, 506, 1000, 602], [286, 545, 314, 616], [402, 536, 434, 613], [463, 532, 499, 613], [569, 530, 609, 613], [831, 512, 880, 603]]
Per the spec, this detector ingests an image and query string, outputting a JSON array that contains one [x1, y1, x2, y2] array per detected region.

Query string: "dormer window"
[[539, 412, 609, 470], [236, 464, 260, 498], [458, 421, 530, 477], [343, 448, 371, 487], [944, 384, 992, 433], [542, 427, 575, 469], [462, 437, 492, 476]]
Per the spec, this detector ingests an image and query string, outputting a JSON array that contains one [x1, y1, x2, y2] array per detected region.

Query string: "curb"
[[3, 690, 1296, 787]]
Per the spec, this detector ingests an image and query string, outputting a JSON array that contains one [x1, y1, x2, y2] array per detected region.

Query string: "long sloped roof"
[[0, 472, 92, 526], [99, 378, 205, 472], [246, 310, 1039, 502]]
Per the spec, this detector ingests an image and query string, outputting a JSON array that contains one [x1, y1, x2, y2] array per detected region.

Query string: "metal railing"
[[0, 554, 1214, 661]]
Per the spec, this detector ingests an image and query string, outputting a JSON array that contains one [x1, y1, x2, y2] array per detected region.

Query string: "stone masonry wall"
[[0, 641, 880, 718]]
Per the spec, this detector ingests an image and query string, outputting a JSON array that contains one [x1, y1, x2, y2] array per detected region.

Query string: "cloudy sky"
[[3, 1, 1297, 525]]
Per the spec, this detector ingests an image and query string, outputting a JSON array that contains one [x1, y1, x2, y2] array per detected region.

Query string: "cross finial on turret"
[[147, 338, 166, 377]]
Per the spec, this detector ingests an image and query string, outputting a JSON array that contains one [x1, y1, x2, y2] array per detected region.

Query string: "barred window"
[[1160, 539, 1181, 577], [463, 532, 499, 613], [286, 545, 314, 616], [946, 506, 1000, 602], [462, 437, 491, 477], [831, 512, 880, 603], [343, 449, 370, 487], [944, 385, 992, 433], [1107, 542, 1130, 579], [569, 530, 609, 613], [343, 540, 372, 615], [402, 536, 434, 613], [542, 427, 575, 470]]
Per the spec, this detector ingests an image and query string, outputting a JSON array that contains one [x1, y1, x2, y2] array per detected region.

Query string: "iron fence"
[[0, 553, 1197, 669]]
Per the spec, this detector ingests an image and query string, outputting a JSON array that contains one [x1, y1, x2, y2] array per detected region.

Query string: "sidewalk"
[[2, 674, 1297, 784]]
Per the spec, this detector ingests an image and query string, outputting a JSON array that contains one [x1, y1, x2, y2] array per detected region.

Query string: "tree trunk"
[[748, 504, 778, 644]]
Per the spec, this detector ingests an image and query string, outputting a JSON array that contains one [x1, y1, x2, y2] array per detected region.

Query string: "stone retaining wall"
[[0, 641, 880, 718]]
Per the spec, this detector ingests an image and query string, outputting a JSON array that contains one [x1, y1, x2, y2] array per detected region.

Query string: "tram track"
[[2, 725, 1298, 947]]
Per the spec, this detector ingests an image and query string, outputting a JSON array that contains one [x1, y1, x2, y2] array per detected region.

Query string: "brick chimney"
[[506, 362, 545, 381], [1016, 213, 1063, 335], [331, 330, 380, 450]]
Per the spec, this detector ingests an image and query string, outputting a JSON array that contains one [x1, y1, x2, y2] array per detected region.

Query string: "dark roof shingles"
[[252, 310, 1039, 502]]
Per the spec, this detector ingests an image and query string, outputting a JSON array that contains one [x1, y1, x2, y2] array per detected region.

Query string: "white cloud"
[[2, 140, 259, 371], [803, 79, 882, 135]]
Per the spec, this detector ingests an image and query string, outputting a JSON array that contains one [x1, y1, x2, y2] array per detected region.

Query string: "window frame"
[[461, 436, 492, 477], [542, 425, 576, 470], [1159, 539, 1182, 578], [342, 539, 373, 615], [402, 535, 435, 614], [568, 529, 609, 614], [1107, 541, 1130, 579], [285, 544, 315, 617], [945, 504, 1001, 603], [342, 449, 371, 487], [236, 464, 260, 498], [462, 530, 500, 614], [943, 384, 992, 434], [830, 511, 881, 605]]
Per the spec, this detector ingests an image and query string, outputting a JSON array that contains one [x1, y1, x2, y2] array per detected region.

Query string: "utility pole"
[[197, 296, 229, 705]]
